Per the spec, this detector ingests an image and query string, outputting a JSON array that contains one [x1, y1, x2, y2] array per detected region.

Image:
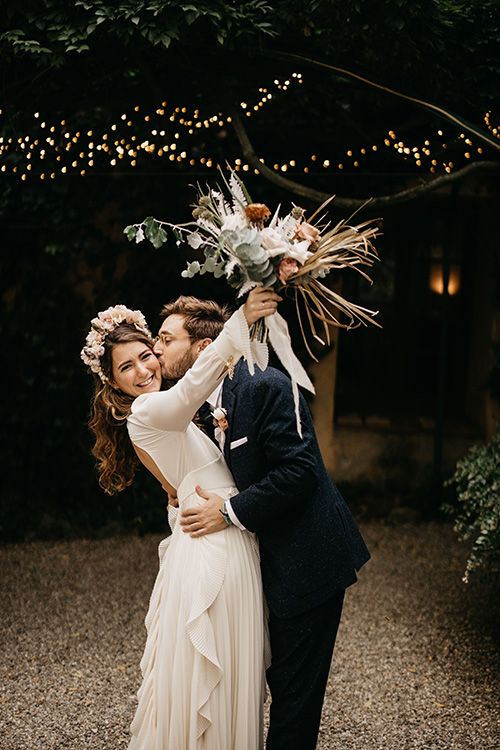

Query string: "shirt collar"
[[206, 382, 223, 409]]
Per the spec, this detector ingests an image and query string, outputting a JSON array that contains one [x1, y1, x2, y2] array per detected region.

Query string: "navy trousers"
[[265, 590, 345, 750]]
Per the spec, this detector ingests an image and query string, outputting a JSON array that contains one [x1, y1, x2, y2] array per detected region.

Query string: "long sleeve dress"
[[126, 308, 268, 750]]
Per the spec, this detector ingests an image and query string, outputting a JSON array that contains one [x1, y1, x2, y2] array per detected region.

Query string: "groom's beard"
[[161, 348, 198, 381]]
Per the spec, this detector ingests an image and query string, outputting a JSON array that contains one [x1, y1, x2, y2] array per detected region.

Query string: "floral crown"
[[81, 304, 152, 383]]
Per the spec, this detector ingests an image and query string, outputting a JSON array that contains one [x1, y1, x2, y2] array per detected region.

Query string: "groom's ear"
[[195, 338, 213, 355]]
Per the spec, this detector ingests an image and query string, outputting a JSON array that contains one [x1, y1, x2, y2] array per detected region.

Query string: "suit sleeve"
[[228, 376, 318, 533]]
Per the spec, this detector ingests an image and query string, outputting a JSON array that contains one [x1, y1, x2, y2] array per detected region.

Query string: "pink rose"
[[294, 221, 320, 244], [277, 257, 300, 284]]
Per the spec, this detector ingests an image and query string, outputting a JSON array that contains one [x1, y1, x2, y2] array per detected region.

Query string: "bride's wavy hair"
[[88, 324, 155, 495]]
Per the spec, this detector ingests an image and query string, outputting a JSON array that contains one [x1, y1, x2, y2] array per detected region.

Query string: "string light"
[[0, 72, 495, 182], [484, 111, 499, 139]]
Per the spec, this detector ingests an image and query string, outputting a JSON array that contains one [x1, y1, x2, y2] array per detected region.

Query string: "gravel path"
[[1, 522, 499, 750]]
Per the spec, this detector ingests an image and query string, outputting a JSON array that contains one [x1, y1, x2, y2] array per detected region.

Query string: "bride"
[[81, 287, 279, 750]]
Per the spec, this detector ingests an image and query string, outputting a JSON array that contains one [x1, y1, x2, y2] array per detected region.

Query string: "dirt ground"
[[1, 521, 499, 749]]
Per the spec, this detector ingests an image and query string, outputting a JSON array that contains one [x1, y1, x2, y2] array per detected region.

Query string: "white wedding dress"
[[126, 309, 268, 750]]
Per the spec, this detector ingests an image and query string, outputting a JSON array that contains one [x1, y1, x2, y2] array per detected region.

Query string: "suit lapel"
[[221, 367, 240, 466]]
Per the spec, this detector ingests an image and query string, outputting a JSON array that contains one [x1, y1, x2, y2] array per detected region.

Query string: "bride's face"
[[110, 341, 162, 397]]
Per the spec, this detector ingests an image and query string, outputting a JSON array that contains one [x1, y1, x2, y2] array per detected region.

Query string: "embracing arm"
[[229, 377, 318, 533], [179, 373, 318, 538]]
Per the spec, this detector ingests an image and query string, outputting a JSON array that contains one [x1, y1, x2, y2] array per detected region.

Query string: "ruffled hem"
[[185, 535, 227, 738], [129, 521, 228, 747]]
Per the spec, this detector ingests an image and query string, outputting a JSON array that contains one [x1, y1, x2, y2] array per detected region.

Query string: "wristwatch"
[[219, 501, 234, 526]]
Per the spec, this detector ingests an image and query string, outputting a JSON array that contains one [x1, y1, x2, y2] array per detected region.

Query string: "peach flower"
[[294, 221, 320, 244], [277, 257, 300, 284], [213, 407, 229, 433]]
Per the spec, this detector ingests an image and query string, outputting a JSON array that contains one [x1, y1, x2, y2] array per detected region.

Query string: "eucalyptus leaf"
[[124, 225, 138, 242]]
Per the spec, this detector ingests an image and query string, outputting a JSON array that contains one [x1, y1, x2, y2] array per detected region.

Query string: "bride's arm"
[[130, 288, 279, 432]]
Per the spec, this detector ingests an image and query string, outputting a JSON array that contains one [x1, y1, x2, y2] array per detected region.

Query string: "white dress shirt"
[[206, 382, 246, 530]]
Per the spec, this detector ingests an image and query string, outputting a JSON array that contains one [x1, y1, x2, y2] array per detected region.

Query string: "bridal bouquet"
[[124, 169, 381, 435], [124, 169, 380, 359]]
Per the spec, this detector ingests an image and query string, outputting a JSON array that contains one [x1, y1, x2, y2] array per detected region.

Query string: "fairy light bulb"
[[6, 81, 490, 181]]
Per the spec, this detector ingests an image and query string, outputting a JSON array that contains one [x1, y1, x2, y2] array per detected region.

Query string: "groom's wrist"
[[225, 499, 247, 531], [219, 501, 234, 526]]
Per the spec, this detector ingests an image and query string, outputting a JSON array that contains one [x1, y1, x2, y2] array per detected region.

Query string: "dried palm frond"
[[286, 213, 381, 354]]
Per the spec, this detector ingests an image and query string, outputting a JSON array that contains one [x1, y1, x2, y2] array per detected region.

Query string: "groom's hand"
[[180, 485, 226, 537]]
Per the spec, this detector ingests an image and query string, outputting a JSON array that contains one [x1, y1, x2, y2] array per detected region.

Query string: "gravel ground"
[[1, 521, 499, 750]]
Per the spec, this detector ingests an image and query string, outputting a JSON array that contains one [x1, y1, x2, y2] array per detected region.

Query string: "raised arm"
[[130, 288, 279, 432]]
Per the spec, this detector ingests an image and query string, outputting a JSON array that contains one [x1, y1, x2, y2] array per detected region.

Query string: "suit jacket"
[[223, 361, 370, 618]]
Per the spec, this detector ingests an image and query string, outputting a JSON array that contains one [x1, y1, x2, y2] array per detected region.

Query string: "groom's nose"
[[153, 338, 164, 358]]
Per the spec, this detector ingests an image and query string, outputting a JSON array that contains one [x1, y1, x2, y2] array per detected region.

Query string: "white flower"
[[99, 306, 126, 326], [86, 330, 101, 346], [260, 227, 291, 258], [287, 240, 313, 264]]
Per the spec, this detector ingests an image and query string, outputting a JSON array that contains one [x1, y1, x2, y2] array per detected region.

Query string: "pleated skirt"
[[128, 495, 267, 750]]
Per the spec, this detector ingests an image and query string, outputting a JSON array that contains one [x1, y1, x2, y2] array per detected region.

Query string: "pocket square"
[[230, 436, 248, 449]]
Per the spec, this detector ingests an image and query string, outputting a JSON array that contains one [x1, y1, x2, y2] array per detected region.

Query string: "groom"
[[154, 295, 370, 750]]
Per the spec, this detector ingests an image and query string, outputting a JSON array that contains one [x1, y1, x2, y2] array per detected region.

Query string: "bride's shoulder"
[[129, 391, 158, 421]]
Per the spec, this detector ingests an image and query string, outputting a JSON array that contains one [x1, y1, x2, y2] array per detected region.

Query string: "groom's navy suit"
[[222, 361, 370, 750]]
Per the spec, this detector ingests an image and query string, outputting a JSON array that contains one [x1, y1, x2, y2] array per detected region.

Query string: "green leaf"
[[124, 225, 138, 242], [143, 217, 168, 249]]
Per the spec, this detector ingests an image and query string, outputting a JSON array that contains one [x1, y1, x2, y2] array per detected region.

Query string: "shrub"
[[443, 429, 500, 582]]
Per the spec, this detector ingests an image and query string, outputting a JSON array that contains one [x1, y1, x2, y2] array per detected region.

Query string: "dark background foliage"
[[1, 1, 499, 542], [1, 171, 305, 543]]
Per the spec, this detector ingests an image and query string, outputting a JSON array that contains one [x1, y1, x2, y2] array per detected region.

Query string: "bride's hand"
[[164, 491, 179, 509], [243, 287, 281, 326]]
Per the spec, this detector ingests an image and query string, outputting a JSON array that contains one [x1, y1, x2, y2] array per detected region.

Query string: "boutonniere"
[[212, 406, 229, 433]]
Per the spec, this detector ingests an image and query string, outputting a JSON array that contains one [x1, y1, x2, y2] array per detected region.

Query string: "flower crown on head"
[[80, 304, 152, 383]]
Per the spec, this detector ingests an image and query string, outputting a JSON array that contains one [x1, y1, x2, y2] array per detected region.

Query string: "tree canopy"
[[1, 1, 498, 208], [2, 1, 499, 106]]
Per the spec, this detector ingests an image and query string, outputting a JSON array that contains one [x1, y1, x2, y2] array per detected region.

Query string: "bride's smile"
[[110, 342, 162, 397]]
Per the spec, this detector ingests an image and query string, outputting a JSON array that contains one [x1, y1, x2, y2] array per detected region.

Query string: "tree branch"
[[263, 50, 500, 153], [230, 111, 499, 210]]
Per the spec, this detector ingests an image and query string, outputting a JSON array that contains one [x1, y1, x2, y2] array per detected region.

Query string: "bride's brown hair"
[[88, 324, 155, 494]]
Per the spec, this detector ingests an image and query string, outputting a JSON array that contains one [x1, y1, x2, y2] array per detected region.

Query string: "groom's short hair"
[[160, 296, 230, 341]]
